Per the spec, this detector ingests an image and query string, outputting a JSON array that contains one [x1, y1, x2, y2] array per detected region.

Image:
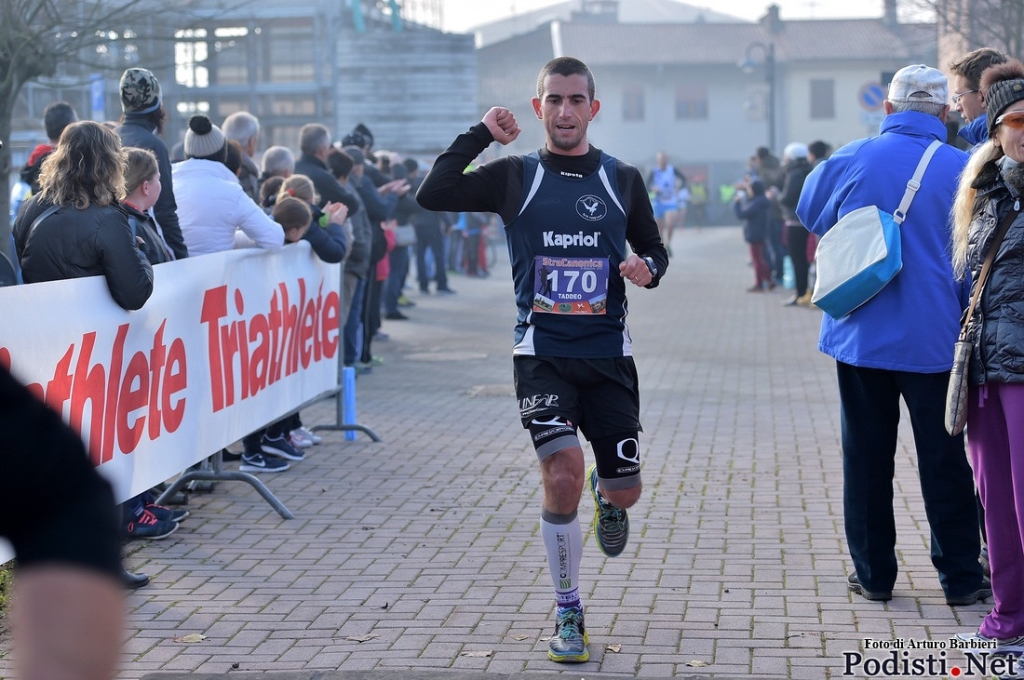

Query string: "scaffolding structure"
[[398, 0, 444, 30], [354, 0, 444, 31]]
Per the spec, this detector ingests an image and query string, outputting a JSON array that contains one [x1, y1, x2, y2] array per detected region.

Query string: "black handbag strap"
[[26, 204, 60, 242], [961, 201, 1020, 336]]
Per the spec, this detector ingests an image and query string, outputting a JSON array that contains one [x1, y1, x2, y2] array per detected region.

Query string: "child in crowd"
[[122, 147, 173, 265], [119, 146, 188, 539], [236, 187, 351, 471], [277, 174, 353, 262], [733, 179, 774, 292], [273, 195, 313, 243]]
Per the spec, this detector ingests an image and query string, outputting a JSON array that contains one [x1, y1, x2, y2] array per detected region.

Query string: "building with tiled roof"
[[475, 2, 940, 222], [470, 0, 743, 48]]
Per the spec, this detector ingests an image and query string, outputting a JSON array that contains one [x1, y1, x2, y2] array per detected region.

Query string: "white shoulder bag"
[[811, 140, 942, 319]]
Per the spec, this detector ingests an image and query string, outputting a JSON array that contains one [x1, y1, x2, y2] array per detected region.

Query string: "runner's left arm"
[[622, 164, 668, 287]]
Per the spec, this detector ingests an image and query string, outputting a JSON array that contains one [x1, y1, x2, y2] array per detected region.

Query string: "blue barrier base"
[[309, 366, 382, 443]]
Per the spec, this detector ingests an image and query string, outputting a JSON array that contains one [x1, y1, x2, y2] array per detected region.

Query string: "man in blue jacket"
[[797, 64, 990, 606], [950, 48, 1008, 151]]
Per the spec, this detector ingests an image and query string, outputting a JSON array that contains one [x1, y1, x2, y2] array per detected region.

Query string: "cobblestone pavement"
[[0, 227, 992, 679]]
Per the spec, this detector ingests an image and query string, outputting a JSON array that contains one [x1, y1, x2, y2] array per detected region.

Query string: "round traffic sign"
[[859, 83, 886, 111]]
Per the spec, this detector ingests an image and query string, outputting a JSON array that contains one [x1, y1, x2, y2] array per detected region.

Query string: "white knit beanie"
[[184, 115, 226, 160]]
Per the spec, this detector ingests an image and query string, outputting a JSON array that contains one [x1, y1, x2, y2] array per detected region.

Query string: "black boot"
[[122, 568, 150, 590]]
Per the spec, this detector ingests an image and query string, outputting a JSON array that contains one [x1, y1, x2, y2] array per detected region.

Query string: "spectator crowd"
[[6, 66, 492, 590]]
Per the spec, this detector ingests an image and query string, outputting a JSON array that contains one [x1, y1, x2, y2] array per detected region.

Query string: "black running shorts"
[[513, 355, 642, 441]]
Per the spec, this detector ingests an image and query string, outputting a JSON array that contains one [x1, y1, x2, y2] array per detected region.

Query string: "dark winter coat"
[[966, 159, 1024, 385], [116, 115, 188, 260], [123, 202, 172, 266], [341, 177, 373, 279], [303, 204, 348, 264], [734, 194, 771, 243], [13, 195, 153, 311], [779, 157, 812, 226], [294, 153, 360, 215]]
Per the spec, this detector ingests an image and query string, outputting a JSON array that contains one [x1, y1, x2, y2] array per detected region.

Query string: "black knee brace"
[[591, 431, 642, 490], [527, 416, 581, 461]]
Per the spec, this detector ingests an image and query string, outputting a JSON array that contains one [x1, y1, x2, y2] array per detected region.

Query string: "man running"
[[647, 151, 686, 255], [417, 56, 667, 664]]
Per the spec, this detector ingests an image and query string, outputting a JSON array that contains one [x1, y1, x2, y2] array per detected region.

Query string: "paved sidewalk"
[[141, 672, 647, 679], [1, 228, 991, 679]]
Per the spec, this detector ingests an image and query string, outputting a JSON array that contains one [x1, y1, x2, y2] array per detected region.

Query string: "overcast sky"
[[440, 0, 883, 32]]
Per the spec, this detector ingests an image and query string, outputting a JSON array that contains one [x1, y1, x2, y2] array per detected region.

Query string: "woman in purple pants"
[[951, 59, 1024, 658]]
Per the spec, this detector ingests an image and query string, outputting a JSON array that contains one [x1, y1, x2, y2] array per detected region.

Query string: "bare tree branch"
[[0, 0, 252, 261], [904, 0, 1024, 54]]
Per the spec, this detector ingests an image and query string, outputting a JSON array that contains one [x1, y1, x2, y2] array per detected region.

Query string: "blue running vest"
[[505, 152, 633, 358], [650, 165, 679, 203]]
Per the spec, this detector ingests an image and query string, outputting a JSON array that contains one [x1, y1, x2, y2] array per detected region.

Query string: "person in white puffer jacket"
[[172, 114, 284, 256]]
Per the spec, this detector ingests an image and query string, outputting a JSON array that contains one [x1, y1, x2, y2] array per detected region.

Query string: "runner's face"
[[532, 73, 600, 156]]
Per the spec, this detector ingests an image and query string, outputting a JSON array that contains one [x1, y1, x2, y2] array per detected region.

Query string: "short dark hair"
[[43, 102, 78, 142], [536, 57, 595, 101], [950, 48, 1009, 90], [808, 140, 831, 160], [326, 147, 354, 179]]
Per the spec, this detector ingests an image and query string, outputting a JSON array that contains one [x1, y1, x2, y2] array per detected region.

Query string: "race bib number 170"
[[532, 256, 610, 314]]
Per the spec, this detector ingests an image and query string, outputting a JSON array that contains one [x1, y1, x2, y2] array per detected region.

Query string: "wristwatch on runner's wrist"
[[642, 256, 657, 278]]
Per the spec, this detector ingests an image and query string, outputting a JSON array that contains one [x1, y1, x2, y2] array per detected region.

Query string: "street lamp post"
[[739, 41, 776, 153]]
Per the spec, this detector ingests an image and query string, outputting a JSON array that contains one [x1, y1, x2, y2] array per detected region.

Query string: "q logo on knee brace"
[[617, 438, 640, 465]]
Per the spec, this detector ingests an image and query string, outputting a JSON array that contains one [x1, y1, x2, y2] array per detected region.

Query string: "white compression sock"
[[541, 509, 583, 609]]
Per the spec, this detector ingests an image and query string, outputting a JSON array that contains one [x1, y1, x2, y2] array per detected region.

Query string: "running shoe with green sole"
[[588, 464, 629, 557], [548, 606, 589, 663]]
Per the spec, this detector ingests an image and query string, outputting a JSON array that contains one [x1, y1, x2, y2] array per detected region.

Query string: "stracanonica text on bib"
[[532, 256, 610, 314]]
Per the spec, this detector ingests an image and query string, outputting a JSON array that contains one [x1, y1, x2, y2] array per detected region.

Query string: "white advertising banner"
[[0, 245, 341, 564]]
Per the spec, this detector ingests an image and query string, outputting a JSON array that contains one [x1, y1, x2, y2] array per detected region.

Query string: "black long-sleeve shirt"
[[417, 123, 667, 358], [416, 123, 667, 281], [0, 366, 122, 577]]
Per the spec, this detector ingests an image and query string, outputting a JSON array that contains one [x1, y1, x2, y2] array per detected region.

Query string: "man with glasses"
[[950, 47, 1009, 151]]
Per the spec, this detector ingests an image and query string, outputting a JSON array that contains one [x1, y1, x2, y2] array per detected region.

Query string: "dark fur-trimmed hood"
[[973, 158, 1024, 196]]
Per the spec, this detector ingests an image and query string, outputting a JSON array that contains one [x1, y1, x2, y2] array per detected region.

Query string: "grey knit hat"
[[119, 68, 162, 114], [986, 79, 1024, 138], [184, 115, 226, 160]]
